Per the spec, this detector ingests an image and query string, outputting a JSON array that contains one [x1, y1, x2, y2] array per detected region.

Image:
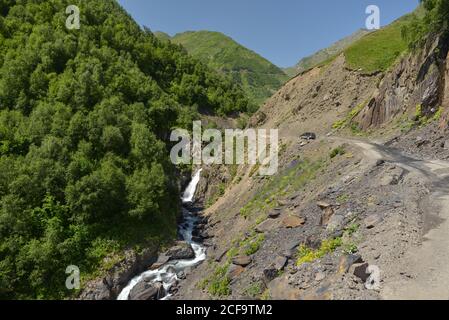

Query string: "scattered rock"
[[326, 215, 345, 232], [317, 201, 332, 209], [350, 263, 370, 282], [282, 239, 302, 258], [320, 207, 335, 226], [301, 283, 334, 300], [268, 209, 282, 219], [165, 242, 195, 260], [282, 215, 306, 228], [444, 140, 449, 150], [338, 254, 363, 274], [150, 255, 170, 270], [273, 256, 288, 271], [379, 167, 404, 186], [227, 264, 245, 280], [232, 255, 252, 267], [191, 236, 203, 243], [268, 276, 301, 300], [263, 268, 278, 285], [415, 136, 430, 148], [277, 200, 290, 206], [364, 214, 383, 229], [214, 248, 228, 262], [315, 272, 326, 282], [129, 281, 165, 300]]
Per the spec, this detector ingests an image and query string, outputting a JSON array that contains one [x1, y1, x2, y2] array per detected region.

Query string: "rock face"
[[358, 35, 449, 129], [129, 281, 165, 300], [79, 248, 158, 300], [165, 242, 195, 261], [440, 49, 449, 128]]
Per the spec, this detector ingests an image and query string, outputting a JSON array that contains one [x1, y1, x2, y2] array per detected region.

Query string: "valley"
[[1, 0, 449, 301]]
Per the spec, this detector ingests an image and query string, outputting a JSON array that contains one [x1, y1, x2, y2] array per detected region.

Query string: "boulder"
[[165, 242, 195, 260], [232, 255, 252, 267], [79, 280, 111, 300], [273, 256, 288, 271], [326, 215, 345, 232], [268, 209, 282, 219], [282, 239, 302, 258], [149, 254, 170, 270], [214, 248, 228, 262], [277, 200, 291, 206], [263, 268, 278, 285], [129, 281, 165, 300], [317, 201, 332, 209], [227, 264, 245, 280], [338, 254, 363, 274], [282, 215, 306, 228], [350, 263, 370, 282]]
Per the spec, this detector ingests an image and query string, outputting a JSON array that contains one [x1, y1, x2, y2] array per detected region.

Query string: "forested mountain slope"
[[168, 31, 288, 107], [0, 0, 251, 299]]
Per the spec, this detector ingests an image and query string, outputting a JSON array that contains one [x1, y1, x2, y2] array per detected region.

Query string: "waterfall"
[[117, 169, 205, 300], [182, 168, 203, 203]]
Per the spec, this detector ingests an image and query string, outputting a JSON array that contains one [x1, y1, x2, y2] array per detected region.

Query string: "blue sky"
[[117, 0, 419, 68]]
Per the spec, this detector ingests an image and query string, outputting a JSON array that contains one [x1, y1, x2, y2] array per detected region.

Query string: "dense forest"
[[0, 0, 252, 299]]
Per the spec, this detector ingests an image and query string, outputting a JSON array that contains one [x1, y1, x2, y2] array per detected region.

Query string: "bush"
[[330, 147, 346, 159]]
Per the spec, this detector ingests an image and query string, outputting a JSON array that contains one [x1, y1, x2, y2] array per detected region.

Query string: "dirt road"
[[337, 137, 449, 300]]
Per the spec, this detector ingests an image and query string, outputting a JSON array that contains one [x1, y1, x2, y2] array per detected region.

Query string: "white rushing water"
[[181, 169, 203, 203], [117, 169, 205, 300]]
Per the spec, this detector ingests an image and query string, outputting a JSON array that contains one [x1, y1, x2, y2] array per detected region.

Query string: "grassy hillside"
[[170, 31, 288, 107], [344, 15, 415, 73], [0, 0, 251, 299], [285, 29, 372, 76]]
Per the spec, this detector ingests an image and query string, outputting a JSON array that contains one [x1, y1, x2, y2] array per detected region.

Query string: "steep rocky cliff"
[[357, 34, 449, 129]]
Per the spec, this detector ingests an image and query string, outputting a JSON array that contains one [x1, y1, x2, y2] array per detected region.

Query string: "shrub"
[[330, 146, 346, 159]]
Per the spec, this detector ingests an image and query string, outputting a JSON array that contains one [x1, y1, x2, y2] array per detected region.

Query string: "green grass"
[[242, 233, 265, 256], [296, 237, 343, 266], [244, 282, 263, 298], [198, 263, 232, 297], [344, 15, 413, 73], [332, 100, 368, 132], [240, 159, 324, 218], [330, 146, 346, 159]]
